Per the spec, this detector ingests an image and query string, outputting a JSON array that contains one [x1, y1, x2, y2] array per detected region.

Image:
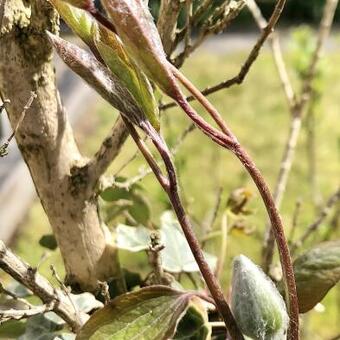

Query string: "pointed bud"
[[101, 0, 179, 99], [231, 255, 288, 340]]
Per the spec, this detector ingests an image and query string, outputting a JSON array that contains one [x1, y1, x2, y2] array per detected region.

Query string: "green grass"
[[11, 45, 340, 338]]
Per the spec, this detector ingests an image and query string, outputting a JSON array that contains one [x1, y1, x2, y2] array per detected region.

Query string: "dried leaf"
[[293, 241, 340, 313], [47, 32, 147, 127], [102, 0, 179, 98], [76, 286, 202, 340]]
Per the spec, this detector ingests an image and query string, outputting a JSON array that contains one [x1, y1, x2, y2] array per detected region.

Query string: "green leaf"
[[102, 0, 178, 98], [116, 224, 150, 252], [128, 193, 151, 225], [39, 234, 58, 250], [93, 24, 160, 130], [5, 282, 32, 298], [49, 0, 95, 49], [18, 314, 64, 340], [160, 211, 217, 273], [174, 298, 211, 340], [293, 241, 340, 313], [47, 33, 147, 127], [231, 255, 288, 340], [116, 212, 217, 273], [71, 293, 103, 314], [76, 286, 200, 340]]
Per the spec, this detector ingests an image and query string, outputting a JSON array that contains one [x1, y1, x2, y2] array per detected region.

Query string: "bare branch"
[[247, 0, 296, 109], [0, 304, 54, 323], [0, 91, 36, 157], [0, 241, 85, 332], [262, 0, 339, 272], [87, 116, 129, 189], [161, 0, 287, 111], [291, 187, 340, 255], [157, 0, 182, 56]]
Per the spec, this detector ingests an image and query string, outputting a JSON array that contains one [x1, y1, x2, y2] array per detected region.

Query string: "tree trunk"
[[0, 0, 122, 291]]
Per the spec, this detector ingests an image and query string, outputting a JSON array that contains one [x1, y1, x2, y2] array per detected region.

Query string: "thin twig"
[[288, 199, 302, 245], [0, 304, 54, 323], [161, 0, 287, 111], [0, 92, 36, 157], [215, 212, 228, 281], [87, 116, 129, 189], [0, 241, 84, 332], [291, 187, 340, 255], [329, 333, 340, 340], [261, 0, 339, 272]]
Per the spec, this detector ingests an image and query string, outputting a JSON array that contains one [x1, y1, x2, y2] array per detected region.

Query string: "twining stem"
[[122, 117, 244, 340], [171, 67, 299, 339]]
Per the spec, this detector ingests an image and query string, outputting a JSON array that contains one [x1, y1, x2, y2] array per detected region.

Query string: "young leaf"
[[115, 212, 217, 273], [116, 224, 151, 252], [160, 211, 217, 273], [49, 0, 96, 51], [101, 0, 179, 98], [93, 24, 160, 130], [231, 255, 288, 340], [47, 32, 147, 127], [76, 286, 202, 340], [293, 241, 340, 313]]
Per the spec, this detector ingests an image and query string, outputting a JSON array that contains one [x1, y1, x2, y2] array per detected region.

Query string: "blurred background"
[[0, 1, 339, 339]]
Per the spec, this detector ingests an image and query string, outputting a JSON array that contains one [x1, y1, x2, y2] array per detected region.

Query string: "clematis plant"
[[48, 1, 298, 338]]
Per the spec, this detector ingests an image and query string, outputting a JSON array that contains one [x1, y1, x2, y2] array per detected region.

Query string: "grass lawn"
[[10, 41, 340, 339]]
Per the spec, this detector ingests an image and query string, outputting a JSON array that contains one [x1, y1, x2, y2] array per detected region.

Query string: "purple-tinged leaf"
[[93, 24, 160, 130], [48, 32, 147, 127], [101, 0, 179, 99], [49, 0, 96, 51], [76, 286, 208, 340]]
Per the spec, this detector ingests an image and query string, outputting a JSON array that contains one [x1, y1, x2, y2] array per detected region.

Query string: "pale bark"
[[0, 0, 123, 291]]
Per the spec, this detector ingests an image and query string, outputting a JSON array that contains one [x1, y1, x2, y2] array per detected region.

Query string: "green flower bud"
[[231, 255, 288, 340]]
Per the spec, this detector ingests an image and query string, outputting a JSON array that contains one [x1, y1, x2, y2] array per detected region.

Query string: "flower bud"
[[231, 255, 288, 340]]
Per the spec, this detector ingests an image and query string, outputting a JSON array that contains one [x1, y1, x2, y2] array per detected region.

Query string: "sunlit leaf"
[[47, 32, 147, 127], [102, 0, 178, 98], [160, 211, 217, 273], [116, 211, 217, 273], [71, 293, 103, 314], [293, 241, 340, 313], [76, 286, 203, 340], [116, 224, 150, 252], [231, 255, 288, 340], [49, 0, 95, 49]]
